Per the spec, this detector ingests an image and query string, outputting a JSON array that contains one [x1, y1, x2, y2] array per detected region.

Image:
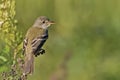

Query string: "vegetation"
[[0, 0, 23, 79]]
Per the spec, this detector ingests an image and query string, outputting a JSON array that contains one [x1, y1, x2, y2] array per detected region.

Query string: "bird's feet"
[[34, 49, 45, 57]]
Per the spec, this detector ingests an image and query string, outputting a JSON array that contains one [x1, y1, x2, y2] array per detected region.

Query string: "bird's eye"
[[43, 21, 45, 23]]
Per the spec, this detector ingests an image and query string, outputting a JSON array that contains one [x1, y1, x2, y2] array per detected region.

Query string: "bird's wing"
[[31, 30, 48, 54], [23, 38, 28, 55]]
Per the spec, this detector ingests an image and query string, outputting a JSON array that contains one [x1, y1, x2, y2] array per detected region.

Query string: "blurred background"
[[16, 0, 120, 80], [1, 0, 120, 80]]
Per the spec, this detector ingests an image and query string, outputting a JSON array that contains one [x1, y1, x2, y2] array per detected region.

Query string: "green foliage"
[[0, 0, 23, 79]]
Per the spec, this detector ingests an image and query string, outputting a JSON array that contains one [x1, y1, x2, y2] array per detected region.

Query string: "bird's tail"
[[23, 53, 34, 75]]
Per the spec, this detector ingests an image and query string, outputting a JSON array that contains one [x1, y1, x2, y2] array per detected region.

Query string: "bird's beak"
[[48, 21, 55, 24]]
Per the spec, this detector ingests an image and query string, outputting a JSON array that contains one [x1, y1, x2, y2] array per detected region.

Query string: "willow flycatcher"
[[23, 16, 55, 75]]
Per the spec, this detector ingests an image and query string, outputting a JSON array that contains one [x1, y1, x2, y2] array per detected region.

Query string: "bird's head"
[[33, 16, 55, 29]]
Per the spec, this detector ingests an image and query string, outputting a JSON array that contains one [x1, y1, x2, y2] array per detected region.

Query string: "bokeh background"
[[1, 0, 120, 80], [16, 0, 120, 80]]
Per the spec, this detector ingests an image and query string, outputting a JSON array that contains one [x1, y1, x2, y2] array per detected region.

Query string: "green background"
[[16, 0, 120, 80]]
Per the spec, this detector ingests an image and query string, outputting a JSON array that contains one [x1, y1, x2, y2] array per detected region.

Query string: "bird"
[[22, 16, 55, 76]]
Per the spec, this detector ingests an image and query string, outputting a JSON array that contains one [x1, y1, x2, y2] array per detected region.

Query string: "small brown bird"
[[23, 16, 55, 75]]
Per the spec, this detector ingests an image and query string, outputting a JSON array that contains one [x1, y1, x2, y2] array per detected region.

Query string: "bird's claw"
[[34, 49, 45, 57], [39, 49, 45, 55]]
